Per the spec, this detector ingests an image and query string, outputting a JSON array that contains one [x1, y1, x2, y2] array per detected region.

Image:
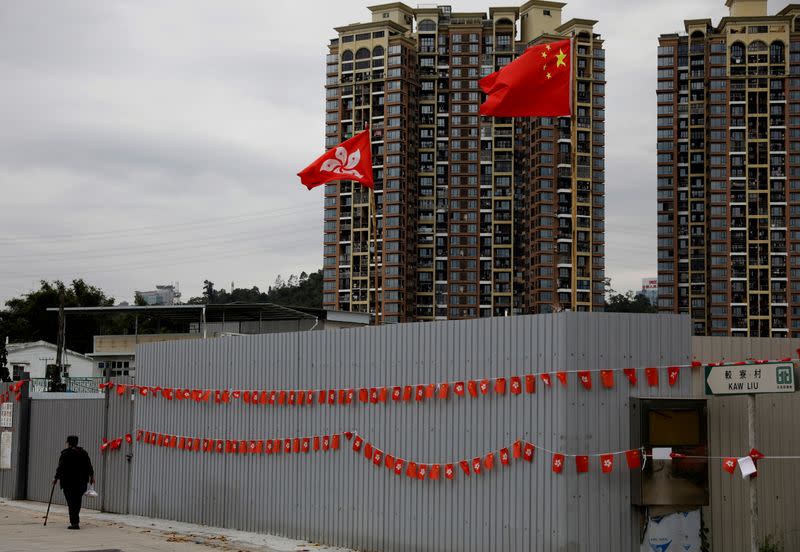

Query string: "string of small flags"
[[101, 357, 796, 408], [100, 434, 133, 453], [133, 429, 800, 480], [0, 380, 28, 403]]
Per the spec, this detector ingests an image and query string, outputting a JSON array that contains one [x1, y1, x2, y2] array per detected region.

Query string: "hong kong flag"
[[479, 38, 572, 117], [601, 454, 614, 474], [722, 457, 737, 475], [668, 366, 681, 386], [552, 453, 565, 474], [577, 371, 592, 390], [444, 464, 455, 480], [500, 448, 510, 466], [298, 129, 373, 190]]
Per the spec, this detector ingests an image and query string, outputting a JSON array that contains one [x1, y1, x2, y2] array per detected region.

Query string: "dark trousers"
[[62, 485, 86, 527]]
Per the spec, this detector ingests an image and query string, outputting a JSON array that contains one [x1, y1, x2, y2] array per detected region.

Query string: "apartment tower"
[[657, 0, 800, 336], [323, 2, 605, 323]]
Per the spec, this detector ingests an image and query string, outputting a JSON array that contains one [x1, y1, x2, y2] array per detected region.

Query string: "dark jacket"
[[55, 446, 94, 489]]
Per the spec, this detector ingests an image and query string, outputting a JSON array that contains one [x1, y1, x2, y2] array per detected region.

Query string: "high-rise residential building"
[[323, 1, 605, 324], [657, 0, 800, 337]]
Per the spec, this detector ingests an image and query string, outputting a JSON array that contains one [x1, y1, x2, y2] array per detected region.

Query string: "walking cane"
[[43, 480, 56, 526]]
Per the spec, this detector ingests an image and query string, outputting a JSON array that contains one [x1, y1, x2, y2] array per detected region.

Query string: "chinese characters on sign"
[[0, 403, 11, 428], [705, 363, 796, 395]]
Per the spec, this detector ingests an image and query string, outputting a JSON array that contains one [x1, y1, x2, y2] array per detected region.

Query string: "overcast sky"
[[0, 0, 785, 305]]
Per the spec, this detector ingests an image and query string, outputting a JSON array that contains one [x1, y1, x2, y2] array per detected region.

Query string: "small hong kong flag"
[[540, 373, 552, 387], [575, 455, 589, 473], [394, 459, 405, 475], [505, 376, 517, 395], [668, 366, 681, 386], [266, 440, 274, 454], [601, 454, 614, 474], [328, 390, 336, 404], [625, 449, 642, 469], [373, 449, 383, 466], [523, 442, 535, 462], [346, 389, 355, 404], [232, 390, 241, 400], [459, 460, 471, 476], [479, 38, 572, 117], [415, 385, 425, 401], [552, 453, 565, 474], [556, 372, 568, 387], [392, 386, 402, 401], [454, 381, 465, 397], [302, 438, 310, 453], [479, 379, 490, 395], [417, 464, 428, 480], [322, 435, 330, 451], [578, 371, 592, 390], [645, 367, 659, 387], [623, 368, 638, 386], [500, 448, 511, 466], [445, 464, 455, 480], [430, 464, 440, 480], [472, 457, 482, 475], [600, 370, 614, 389], [484, 453, 495, 470], [369, 388, 378, 404], [722, 457, 737, 475], [287, 391, 296, 405], [298, 129, 374, 190], [352, 436, 363, 452]]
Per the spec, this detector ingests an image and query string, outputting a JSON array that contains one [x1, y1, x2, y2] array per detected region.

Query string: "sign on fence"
[[0, 431, 11, 470], [0, 403, 12, 428], [705, 362, 796, 395]]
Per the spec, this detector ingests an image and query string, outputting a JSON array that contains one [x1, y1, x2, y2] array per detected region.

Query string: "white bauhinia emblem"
[[446, 467, 453, 476], [512, 382, 520, 391], [525, 448, 532, 458], [320, 146, 364, 179], [554, 458, 562, 468], [501, 453, 508, 462], [604, 459, 612, 469], [726, 460, 734, 468]]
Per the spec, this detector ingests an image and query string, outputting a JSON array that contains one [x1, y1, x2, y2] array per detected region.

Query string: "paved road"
[[0, 500, 344, 552]]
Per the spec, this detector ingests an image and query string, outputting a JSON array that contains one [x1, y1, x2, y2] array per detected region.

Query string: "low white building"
[[6, 341, 96, 379]]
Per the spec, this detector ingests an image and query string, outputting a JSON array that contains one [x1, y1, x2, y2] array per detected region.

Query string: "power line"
[[0, 203, 320, 244]]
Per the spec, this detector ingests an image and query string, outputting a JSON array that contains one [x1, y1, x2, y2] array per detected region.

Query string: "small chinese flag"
[[430, 464, 441, 480], [552, 453, 565, 474], [359, 388, 368, 403], [645, 367, 659, 387], [722, 457, 737, 475], [385, 454, 394, 469], [600, 370, 614, 389], [459, 460, 471, 475], [484, 452, 495, 470], [575, 455, 589, 473], [524, 374, 536, 393], [406, 462, 418, 479], [601, 454, 614, 474], [625, 449, 642, 469], [494, 378, 507, 395], [556, 372, 568, 387], [467, 380, 478, 397], [577, 371, 592, 390], [298, 129, 374, 190], [623, 368, 638, 386], [438, 383, 449, 399], [403, 385, 413, 401], [425, 384, 436, 399], [479, 38, 572, 117], [364, 443, 373, 460], [513, 440, 523, 459], [332, 434, 340, 450]]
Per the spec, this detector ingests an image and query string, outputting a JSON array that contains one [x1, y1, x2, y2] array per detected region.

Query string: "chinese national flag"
[[297, 129, 374, 190], [575, 455, 589, 473], [625, 449, 642, 469], [600, 370, 614, 389], [479, 38, 572, 117]]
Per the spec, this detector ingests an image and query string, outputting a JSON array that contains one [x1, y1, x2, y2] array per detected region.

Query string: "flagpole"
[[365, 122, 380, 326]]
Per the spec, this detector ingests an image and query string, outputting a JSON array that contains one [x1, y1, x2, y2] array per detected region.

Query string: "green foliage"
[[0, 279, 115, 355], [185, 270, 323, 309], [760, 535, 783, 552], [603, 279, 657, 314]]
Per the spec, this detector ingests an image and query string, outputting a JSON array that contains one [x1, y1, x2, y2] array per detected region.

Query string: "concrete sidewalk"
[[0, 499, 352, 552]]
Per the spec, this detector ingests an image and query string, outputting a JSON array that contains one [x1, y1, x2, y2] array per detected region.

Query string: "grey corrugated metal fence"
[[0, 379, 30, 500], [25, 377, 134, 514], [130, 312, 691, 552], [693, 337, 800, 552]]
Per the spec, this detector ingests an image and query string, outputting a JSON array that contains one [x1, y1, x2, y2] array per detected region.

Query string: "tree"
[[0, 279, 116, 355], [185, 269, 324, 309], [0, 339, 8, 382], [605, 290, 657, 313]]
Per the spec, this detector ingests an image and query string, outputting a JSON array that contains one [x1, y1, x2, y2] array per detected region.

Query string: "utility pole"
[[55, 285, 66, 373]]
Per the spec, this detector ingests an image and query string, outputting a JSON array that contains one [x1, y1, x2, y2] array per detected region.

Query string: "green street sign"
[[705, 362, 796, 395]]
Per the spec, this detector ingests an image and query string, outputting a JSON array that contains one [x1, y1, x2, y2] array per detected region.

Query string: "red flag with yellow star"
[[479, 38, 571, 117]]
